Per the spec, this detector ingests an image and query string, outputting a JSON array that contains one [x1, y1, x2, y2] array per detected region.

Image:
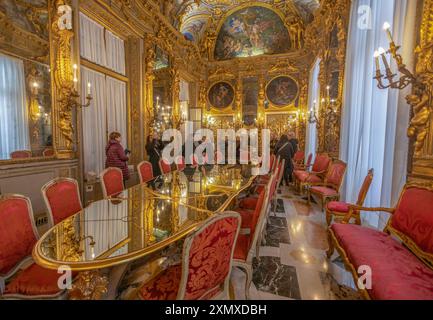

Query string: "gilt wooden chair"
[[100, 167, 124, 198], [137, 161, 154, 183]]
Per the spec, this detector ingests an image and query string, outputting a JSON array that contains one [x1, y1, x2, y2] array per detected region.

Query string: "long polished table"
[[32, 165, 256, 272]]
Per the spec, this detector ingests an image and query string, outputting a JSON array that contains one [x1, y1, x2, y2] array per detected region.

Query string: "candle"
[[383, 22, 394, 43], [378, 46, 390, 71], [87, 82, 91, 96]]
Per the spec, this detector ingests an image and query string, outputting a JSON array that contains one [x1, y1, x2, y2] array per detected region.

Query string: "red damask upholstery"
[[4, 264, 64, 296], [138, 264, 182, 300], [293, 171, 322, 183], [100, 167, 124, 198], [139, 213, 240, 300], [327, 201, 350, 213], [159, 159, 172, 174], [10, 150, 32, 159], [137, 161, 154, 183], [326, 161, 347, 187], [236, 190, 265, 230], [176, 156, 186, 171], [311, 154, 331, 173], [391, 187, 433, 255], [239, 197, 258, 210], [293, 151, 304, 162], [42, 178, 82, 226], [0, 195, 37, 275], [233, 234, 250, 261], [331, 223, 433, 300]]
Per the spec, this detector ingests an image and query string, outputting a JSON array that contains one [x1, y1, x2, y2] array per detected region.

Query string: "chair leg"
[[244, 265, 252, 300], [325, 209, 333, 226], [326, 230, 335, 259]]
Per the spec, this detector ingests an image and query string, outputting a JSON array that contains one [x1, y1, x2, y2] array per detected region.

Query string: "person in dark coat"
[[105, 132, 130, 184], [288, 132, 299, 155], [146, 133, 163, 177], [274, 134, 294, 186]]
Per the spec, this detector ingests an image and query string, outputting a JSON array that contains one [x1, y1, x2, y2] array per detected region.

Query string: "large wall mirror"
[[152, 45, 173, 134], [0, 0, 53, 161]]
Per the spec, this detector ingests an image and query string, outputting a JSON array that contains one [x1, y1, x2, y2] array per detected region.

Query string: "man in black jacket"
[[288, 132, 299, 155], [274, 134, 295, 186]]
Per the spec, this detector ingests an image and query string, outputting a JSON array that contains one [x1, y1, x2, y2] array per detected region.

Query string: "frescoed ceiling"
[[167, 0, 320, 45]]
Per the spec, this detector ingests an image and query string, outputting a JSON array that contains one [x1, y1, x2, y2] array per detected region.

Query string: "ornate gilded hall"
[[1, 0, 433, 306]]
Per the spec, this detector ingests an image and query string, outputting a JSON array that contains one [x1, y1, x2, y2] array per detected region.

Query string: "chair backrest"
[[137, 161, 154, 183], [176, 156, 186, 171], [269, 154, 276, 172], [325, 160, 347, 191], [10, 150, 32, 159], [0, 194, 38, 276], [293, 151, 304, 162], [100, 167, 124, 198], [388, 184, 433, 263], [189, 154, 198, 167], [42, 148, 54, 157], [177, 212, 241, 300], [312, 153, 331, 174], [159, 158, 172, 174], [356, 169, 374, 205], [276, 159, 286, 188], [42, 178, 82, 226], [306, 153, 313, 168]]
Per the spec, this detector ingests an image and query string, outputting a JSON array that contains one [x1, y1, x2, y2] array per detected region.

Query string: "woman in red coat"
[[105, 132, 130, 184]]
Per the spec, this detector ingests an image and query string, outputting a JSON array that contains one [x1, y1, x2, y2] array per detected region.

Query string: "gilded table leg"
[[68, 270, 109, 300]]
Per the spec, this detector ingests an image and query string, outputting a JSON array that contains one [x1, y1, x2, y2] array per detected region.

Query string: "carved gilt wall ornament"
[[51, 0, 75, 154]]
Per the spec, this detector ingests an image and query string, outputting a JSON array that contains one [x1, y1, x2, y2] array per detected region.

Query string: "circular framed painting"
[[208, 81, 235, 109], [265, 76, 299, 107]]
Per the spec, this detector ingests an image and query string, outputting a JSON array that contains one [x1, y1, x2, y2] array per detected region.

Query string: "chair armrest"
[[341, 205, 395, 224]]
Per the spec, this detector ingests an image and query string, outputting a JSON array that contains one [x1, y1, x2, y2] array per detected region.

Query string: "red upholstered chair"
[[137, 161, 154, 183], [41, 178, 82, 226], [10, 150, 32, 159], [233, 183, 271, 300], [326, 169, 374, 226], [42, 148, 54, 157], [0, 194, 67, 299], [295, 152, 313, 170], [328, 184, 433, 300], [293, 153, 331, 194], [307, 160, 347, 210], [138, 212, 241, 300], [176, 156, 186, 171], [293, 151, 304, 169], [159, 158, 172, 174], [100, 167, 124, 198]]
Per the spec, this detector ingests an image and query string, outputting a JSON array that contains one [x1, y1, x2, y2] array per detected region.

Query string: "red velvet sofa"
[[327, 184, 433, 300]]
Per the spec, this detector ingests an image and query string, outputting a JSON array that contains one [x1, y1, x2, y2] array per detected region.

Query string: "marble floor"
[[230, 185, 363, 300]]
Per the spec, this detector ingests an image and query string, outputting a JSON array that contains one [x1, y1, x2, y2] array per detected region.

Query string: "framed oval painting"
[[266, 76, 299, 107], [208, 81, 235, 109]]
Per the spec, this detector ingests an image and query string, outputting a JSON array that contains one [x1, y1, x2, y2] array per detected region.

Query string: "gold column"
[[144, 35, 155, 154]]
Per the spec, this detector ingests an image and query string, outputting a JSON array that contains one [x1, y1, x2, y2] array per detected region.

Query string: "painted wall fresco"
[[0, 0, 48, 40], [181, 18, 207, 42], [208, 81, 235, 109], [214, 6, 291, 60], [266, 76, 299, 107]]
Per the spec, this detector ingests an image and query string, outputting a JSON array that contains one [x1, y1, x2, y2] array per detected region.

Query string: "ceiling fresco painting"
[[214, 6, 291, 60]]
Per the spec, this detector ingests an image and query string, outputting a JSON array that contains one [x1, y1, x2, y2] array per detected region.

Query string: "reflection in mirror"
[[0, 0, 52, 160], [242, 77, 259, 126], [152, 46, 172, 135]]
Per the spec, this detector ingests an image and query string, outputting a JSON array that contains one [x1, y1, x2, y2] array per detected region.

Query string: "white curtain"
[[80, 13, 125, 75], [81, 68, 128, 176], [81, 67, 107, 176], [339, 0, 415, 228], [80, 12, 107, 67], [0, 53, 29, 159], [305, 58, 320, 161], [106, 76, 127, 141], [106, 30, 126, 75]]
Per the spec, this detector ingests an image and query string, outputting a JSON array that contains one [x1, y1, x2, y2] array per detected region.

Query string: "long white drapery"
[[81, 67, 127, 176], [81, 67, 107, 176], [0, 53, 30, 159], [80, 13, 126, 75], [339, 0, 416, 228], [305, 58, 320, 162]]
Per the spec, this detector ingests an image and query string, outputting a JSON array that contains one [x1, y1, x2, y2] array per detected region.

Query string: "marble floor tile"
[[252, 256, 301, 300], [264, 224, 291, 247]]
